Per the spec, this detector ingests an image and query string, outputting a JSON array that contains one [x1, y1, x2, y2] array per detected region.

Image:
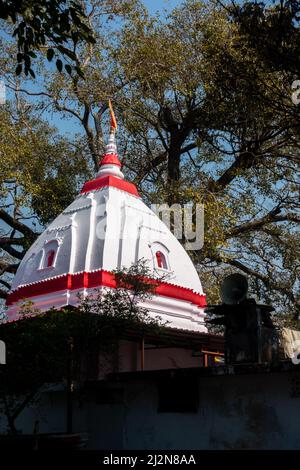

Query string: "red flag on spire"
[[108, 99, 117, 132]]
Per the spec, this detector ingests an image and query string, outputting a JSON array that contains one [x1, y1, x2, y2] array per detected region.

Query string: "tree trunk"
[[167, 139, 181, 205]]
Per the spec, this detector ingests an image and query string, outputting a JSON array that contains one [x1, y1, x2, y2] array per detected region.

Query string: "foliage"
[[0, 103, 92, 301], [0, 308, 75, 434], [115, 0, 299, 315], [79, 259, 165, 329], [272, 311, 300, 331], [227, 0, 300, 75], [0, 259, 162, 434], [0, 105, 92, 221], [0, 0, 96, 78], [0, 0, 299, 319]]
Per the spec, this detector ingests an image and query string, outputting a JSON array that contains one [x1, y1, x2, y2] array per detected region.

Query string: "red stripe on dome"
[[81, 175, 140, 197], [6, 270, 206, 308], [100, 153, 121, 167]]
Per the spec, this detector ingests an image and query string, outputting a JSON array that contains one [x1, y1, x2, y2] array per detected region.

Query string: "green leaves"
[[0, 0, 95, 79], [15, 63, 22, 75], [56, 58, 63, 72], [79, 259, 164, 329], [0, 260, 162, 431], [65, 64, 72, 75], [1, 0, 299, 321], [0, 106, 91, 226], [47, 48, 54, 61], [114, 1, 300, 315], [231, 0, 300, 75]]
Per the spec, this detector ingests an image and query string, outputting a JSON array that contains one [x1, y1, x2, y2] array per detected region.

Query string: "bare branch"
[[0, 244, 24, 260], [0, 260, 19, 275], [0, 279, 11, 290], [208, 150, 258, 192], [228, 211, 300, 238], [6, 84, 52, 99], [0, 238, 25, 246], [0, 210, 36, 240], [218, 257, 296, 304]]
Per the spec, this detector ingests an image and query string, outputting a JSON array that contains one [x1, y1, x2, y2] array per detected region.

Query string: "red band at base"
[[6, 269, 206, 308]]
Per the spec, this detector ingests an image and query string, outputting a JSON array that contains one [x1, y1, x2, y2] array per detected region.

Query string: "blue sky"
[[2, 0, 246, 140], [144, 0, 182, 12], [2, 0, 184, 138]]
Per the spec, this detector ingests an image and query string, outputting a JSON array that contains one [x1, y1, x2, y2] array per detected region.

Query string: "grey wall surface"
[[1, 369, 300, 450]]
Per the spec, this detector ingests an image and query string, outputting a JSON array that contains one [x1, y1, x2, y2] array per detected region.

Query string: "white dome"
[[6, 133, 206, 331]]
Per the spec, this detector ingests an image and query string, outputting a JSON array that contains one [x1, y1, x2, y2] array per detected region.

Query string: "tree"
[[223, 0, 300, 75], [0, 260, 162, 435], [114, 0, 300, 317], [0, 103, 92, 302], [0, 0, 143, 302], [0, 0, 96, 78]]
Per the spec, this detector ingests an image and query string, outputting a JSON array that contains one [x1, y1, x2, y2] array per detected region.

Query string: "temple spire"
[[108, 99, 117, 133], [97, 101, 124, 179]]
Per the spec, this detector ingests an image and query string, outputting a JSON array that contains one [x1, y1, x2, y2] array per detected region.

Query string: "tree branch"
[[213, 256, 296, 304], [0, 210, 36, 240], [53, 100, 83, 122], [11, 388, 39, 422], [181, 142, 197, 154], [0, 236, 25, 258], [0, 279, 11, 289], [0, 245, 24, 260], [82, 102, 98, 170], [208, 150, 258, 192], [0, 260, 19, 275], [0, 288, 8, 299], [0, 238, 25, 246], [228, 211, 300, 238]]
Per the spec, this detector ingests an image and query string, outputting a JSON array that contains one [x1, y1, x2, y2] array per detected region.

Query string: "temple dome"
[[6, 131, 206, 331]]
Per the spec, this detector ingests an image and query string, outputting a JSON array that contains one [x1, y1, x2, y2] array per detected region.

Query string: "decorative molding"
[[47, 224, 72, 233], [63, 204, 91, 215], [99, 153, 121, 167], [6, 268, 206, 309], [81, 175, 140, 198]]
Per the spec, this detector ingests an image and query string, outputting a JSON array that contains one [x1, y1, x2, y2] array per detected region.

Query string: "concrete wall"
[[2, 368, 300, 450], [119, 373, 298, 450]]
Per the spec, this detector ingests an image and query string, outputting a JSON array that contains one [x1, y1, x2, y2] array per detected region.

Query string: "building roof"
[[6, 130, 206, 331], [108, 360, 297, 382]]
